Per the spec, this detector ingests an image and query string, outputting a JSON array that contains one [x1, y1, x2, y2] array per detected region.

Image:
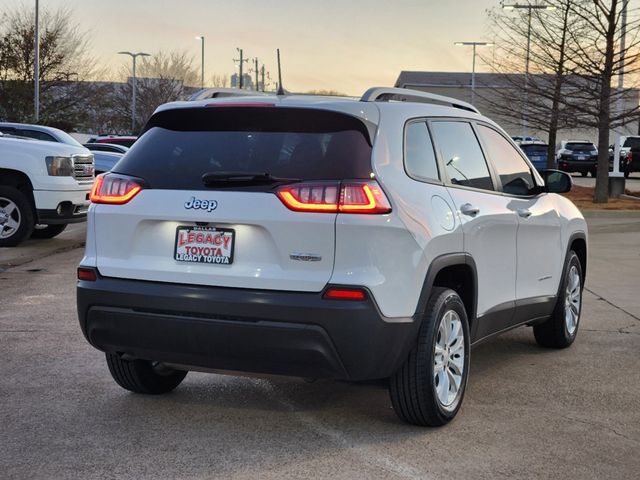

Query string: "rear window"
[[113, 107, 373, 190], [566, 142, 594, 150], [623, 137, 640, 148], [520, 144, 548, 153]]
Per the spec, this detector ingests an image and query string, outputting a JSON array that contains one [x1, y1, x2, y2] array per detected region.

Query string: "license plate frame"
[[174, 226, 235, 265]]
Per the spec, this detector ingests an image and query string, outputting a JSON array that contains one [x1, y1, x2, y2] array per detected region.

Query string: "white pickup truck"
[[0, 132, 94, 246]]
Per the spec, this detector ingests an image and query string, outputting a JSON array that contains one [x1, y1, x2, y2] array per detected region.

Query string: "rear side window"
[[431, 121, 494, 191], [20, 129, 56, 142], [476, 125, 535, 195], [404, 121, 439, 181], [0, 127, 17, 135], [114, 107, 373, 190]]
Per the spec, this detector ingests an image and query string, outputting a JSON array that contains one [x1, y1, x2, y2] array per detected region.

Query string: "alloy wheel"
[[434, 309, 465, 411], [0, 197, 21, 240], [565, 265, 581, 335]]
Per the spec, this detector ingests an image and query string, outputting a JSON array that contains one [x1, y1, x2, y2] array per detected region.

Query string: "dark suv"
[[557, 141, 598, 177]]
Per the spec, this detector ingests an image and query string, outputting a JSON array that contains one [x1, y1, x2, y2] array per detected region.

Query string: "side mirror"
[[503, 176, 532, 196], [542, 169, 572, 193]]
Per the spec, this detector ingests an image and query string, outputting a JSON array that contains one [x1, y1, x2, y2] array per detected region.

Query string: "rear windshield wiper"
[[202, 171, 301, 187]]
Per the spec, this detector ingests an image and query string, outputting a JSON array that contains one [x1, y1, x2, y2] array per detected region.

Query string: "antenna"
[[276, 48, 285, 95]]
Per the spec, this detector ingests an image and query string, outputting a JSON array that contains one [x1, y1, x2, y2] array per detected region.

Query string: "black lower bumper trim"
[[77, 276, 419, 381], [37, 208, 87, 224]]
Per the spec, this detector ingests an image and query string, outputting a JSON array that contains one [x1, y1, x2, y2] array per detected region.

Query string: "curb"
[[581, 209, 640, 218], [0, 240, 85, 271]]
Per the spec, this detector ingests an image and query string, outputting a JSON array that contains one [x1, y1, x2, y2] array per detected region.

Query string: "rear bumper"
[[77, 275, 419, 381], [558, 159, 597, 173]]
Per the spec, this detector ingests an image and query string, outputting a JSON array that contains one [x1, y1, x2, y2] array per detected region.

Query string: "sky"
[[2, 0, 502, 95]]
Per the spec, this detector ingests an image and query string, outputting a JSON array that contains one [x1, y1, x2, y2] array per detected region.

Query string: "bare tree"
[[564, 0, 640, 202], [0, 4, 104, 128], [481, 1, 584, 166], [113, 51, 198, 133], [210, 74, 229, 88]]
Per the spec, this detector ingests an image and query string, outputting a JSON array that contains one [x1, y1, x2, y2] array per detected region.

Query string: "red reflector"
[[90, 174, 143, 204], [77, 268, 97, 282], [323, 288, 367, 301], [276, 180, 391, 214]]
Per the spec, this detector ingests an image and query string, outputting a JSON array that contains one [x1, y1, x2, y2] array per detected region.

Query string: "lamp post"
[[234, 48, 248, 89], [454, 42, 493, 105], [195, 36, 204, 89], [34, 0, 39, 122], [501, 2, 556, 137], [117, 51, 150, 134], [612, 0, 629, 179]]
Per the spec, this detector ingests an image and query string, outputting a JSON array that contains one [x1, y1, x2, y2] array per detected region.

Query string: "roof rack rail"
[[360, 87, 480, 114], [189, 88, 267, 102]]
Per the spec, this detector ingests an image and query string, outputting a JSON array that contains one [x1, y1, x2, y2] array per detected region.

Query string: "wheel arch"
[[415, 253, 477, 327], [567, 232, 587, 284], [0, 168, 36, 214]]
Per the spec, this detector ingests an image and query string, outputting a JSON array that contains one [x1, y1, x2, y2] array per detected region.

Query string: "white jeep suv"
[[77, 87, 587, 426]]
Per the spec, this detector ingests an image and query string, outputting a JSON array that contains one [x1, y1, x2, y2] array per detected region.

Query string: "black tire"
[[590, 170, 597, 177], [389, 287, 470, 427], [105, 352, 187, 394], [624, 170, 630, 179], [534, 251, 583, 348], [580, 171, 588, 177], [0, 186, 34, 247], [31, 223, 67, 239]]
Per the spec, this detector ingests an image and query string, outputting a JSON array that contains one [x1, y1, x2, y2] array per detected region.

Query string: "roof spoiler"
[[360, 87, 480, 114], [188, 88, 268, 101]]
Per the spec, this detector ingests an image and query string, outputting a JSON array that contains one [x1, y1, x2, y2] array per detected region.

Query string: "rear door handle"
[[460, 203, 480, 216], [517, 208, 532, 218]]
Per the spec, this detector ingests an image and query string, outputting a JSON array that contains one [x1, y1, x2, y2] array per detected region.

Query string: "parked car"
[[618, 136, 640, 178], [519, 142, 550, 170], [511, 135, 543, 145], [83, 143, 129, 154], [0, 122, 84, 147], [77, 87, 587, 427], [557, 140, 598, 177], [87, 135, 137, 147], [0, 132, 93, 246], [92, 151, 123, 175]]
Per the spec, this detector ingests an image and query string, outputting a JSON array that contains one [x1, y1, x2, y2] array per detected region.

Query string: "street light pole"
[[613, 0, 629, 178], [195, 36, 205, 89], [502, 2, 556, 137], [117, 51, 151, 134], [34, 0, 39, 122], [253, 58, 259, 91], [454, 41, 493, 105]]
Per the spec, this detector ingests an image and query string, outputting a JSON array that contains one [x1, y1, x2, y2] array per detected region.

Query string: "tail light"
[[90, 174, 144, 204], [276, 180, 391, 214]]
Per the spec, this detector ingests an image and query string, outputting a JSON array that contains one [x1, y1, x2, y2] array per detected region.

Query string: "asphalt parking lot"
[[1, 215, 639, 480], [572, 172, 640, 192]]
